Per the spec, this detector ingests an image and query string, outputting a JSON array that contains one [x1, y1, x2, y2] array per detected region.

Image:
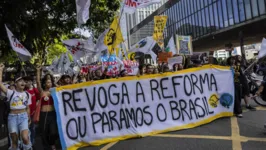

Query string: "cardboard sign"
[[158, 52, 173, 63]]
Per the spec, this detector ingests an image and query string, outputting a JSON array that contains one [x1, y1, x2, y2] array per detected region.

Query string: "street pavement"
[[1, 102, 266, 150], [78, 106, 266, 150]]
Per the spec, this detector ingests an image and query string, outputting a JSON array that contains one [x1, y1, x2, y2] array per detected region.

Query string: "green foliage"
[[0, 0, 120, 64]]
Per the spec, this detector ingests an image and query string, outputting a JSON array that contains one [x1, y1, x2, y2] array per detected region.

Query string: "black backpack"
[[2, 91, 30, 123]]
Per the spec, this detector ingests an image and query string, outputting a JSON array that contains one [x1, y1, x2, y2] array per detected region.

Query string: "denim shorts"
[[8, 112, 29, 134]]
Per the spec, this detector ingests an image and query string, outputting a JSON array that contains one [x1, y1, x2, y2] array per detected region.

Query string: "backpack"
[[2, 91, 30, 123]]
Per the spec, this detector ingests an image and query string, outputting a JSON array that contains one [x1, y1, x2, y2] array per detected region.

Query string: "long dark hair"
[[41, 74, 56, 90]]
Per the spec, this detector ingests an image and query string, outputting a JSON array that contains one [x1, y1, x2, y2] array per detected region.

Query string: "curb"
[[0, 137, 7, 147]]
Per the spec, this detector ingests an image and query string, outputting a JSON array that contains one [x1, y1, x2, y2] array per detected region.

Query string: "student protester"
[[227, 57, 243, 118], [138, 64, 146, 76], [0, 64, 32, 150], [254, 78, 266, 129], [24, 76, 40, 146], [146, 64, 154, 75], [59, 74, 72, 86], [36, 66, 58, 150], [153, 67, 159, 74], [235, 55, 256, 111]]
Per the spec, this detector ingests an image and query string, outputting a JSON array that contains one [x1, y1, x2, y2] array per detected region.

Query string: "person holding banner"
[[36, 66, 58, 150], [235, 55, 256, 111], [0, 64, 32, 150], [228, 57, 243, 117]]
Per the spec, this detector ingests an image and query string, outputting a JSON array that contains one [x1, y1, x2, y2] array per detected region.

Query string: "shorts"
[[8, 112, 29, 134]]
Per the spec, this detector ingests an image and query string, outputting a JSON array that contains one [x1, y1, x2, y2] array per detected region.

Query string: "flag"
[[56, 52, 71, 74], [63, 38, 95, 61], [95, 29, 108, 52], [5, 25, 32, 61], [153, 16, 168, 48], [104, 17, 124, 54], [165, 36, 177, 55], [258, 38, 266, 59], [129, 36, 157, 62], [120, 3, 128, 40], [123, 0, 161, 14], [76, 0, 91, 25]]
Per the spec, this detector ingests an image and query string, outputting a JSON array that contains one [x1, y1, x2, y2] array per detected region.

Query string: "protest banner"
[[123, 60, 139, 75], [153, 16, 167, 48], [101, 55, 120, 76], [176, 35, 193, 55], [51, 65, 234, 150]]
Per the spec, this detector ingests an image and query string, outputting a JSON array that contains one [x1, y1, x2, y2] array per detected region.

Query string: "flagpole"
[[107, 3, 126, 74], [15, 53, 27, 76]]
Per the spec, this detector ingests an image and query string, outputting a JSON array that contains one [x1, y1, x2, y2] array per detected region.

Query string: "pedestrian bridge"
[[129, 0, 266, 52]]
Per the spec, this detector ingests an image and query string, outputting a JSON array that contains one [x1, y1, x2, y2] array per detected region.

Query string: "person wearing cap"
[[0, 64, 32, 150], [24, 76, 40, 146]]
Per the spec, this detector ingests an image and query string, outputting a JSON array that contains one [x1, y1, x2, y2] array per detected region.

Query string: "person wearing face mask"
[[0, 64, 32, 150], [36, 66, 57, 150]]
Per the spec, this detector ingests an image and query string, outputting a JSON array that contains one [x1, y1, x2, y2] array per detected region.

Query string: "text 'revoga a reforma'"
[[61, 73, 217, 140]]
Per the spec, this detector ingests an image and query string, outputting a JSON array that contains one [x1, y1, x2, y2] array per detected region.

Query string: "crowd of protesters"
[[0, 53, 264, 150]]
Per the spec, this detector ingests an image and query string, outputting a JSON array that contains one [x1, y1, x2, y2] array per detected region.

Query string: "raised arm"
[[36, 66, 43, 93], [0, 63, 7, 94]]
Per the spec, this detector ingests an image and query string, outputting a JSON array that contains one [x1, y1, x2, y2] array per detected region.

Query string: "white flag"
[[63, 38, 95, 61], [165, 36, 177, 55], [95, 29, 108, 51], [123, 0, 161, 14], [129, 36, 157, 62], [5, 25, 32, 61], [56, 52, 71, 74], [258, 38, 266, 59], [76, 0, 91, 25]]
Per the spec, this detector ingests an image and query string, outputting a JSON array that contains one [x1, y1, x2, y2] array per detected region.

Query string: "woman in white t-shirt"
[[0, 64, 32, 150]]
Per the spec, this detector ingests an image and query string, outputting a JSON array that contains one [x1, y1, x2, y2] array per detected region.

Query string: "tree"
[[0, 0, 120, 64]]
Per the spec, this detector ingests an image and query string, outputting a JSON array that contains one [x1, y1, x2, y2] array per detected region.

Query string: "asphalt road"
[[77, 107, 266, 150], [2, 104, 263, 150]]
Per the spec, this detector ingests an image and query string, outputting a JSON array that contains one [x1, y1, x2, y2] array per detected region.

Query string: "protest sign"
[[158, 52, 172, 63], [51, 65, 234, 150], [168, 56, 183, 70], [101, 55, 120, 76], [123, 60, 139, 76], [176, 35, 193, 55], [153, 16, 167, 48]]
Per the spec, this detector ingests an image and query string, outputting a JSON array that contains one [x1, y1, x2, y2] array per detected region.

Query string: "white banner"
[[123, 0, 161, 14], [51, 65, 234, 150]]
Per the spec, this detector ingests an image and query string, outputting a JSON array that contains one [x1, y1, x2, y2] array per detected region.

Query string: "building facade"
[[129, 0, 266, 48]]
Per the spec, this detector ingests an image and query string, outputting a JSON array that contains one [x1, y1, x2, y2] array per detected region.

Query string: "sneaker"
[[246, 105, 256, 111], [236, 114, 243, 118]]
